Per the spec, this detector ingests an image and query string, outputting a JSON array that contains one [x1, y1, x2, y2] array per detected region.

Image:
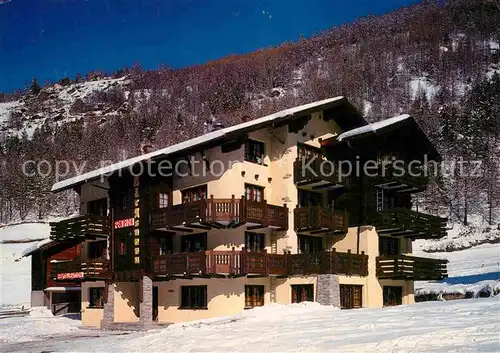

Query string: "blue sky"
[[0, 0, 421, 92]]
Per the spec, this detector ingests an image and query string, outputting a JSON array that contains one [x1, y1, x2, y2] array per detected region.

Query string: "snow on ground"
[[0, 310, 82, 346], [0, 298, 499, 352], [416, 280, 500, 297], [414, 217, 500, 278], [0, 223, 50, 308], [414, 243, 500, 278]]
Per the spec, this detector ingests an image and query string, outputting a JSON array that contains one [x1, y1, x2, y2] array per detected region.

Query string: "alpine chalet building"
[[43, 97, 447, 328]]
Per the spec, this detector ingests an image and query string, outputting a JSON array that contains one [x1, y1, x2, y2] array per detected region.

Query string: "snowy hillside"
[[0, 76, 130, 137], [0, 299, 498, 352]]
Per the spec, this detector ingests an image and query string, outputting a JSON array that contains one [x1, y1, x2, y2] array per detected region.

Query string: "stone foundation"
[[101, 283, 115, 329], [139, 276, 153, 325], [316, 274, 340, 307]]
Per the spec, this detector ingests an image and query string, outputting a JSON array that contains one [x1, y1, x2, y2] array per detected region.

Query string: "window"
[[383, 286, 403, 306], [88, 240, 106, 259], [88, 198, 107, 216], [245, 184, 264, 202], [120, 193, 128, 212], [245, 232, 265, 252], [181, 233, 207, 252], [181, 286, 207, 309], [297, 143, 321, 162], [89, 287, 104, 308], [298, 235, 323, 254], [159, 236, 173, 255], [291, 284, 314, 303], [118, 238, 126, 255], [379, 237, 400, 256], [158, 193, 170, 209], [182, 185, 207, 203], [298, 190, 322, 207], [245, 285, 264, 308], [245, 139, 265, 164], [340, 285, 362, 309]]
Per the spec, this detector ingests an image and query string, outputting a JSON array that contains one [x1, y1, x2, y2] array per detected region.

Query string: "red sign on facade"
[[57, 272, 83, 280], [114, 218, 134, 229]]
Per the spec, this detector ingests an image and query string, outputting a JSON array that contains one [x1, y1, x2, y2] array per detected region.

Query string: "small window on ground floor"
[[245, 285, 264, 308], [88, 287, 104, 308], [383, 286, 403, 306], [291, 284, 314, 303], [181, 286, 207, 309], [340, 285, 362, 309]]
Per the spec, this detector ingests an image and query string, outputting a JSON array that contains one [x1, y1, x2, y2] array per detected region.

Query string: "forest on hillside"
[[0, 0, 499, 227]]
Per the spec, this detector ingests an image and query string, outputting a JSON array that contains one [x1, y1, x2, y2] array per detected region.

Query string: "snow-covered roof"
[[22, 238, 55, 257], [52, 96, 349, 192], [337, 114, 411, 142]]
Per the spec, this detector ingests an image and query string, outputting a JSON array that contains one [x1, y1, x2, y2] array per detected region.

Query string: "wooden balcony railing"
[[50, 258, 110, 281], [151, 249, 368, 278], [50, 214, 110, 241], [376, 164, 430, 189], [374, 208, 448, 239], [376, 255, 448, 280], [293, 157, 347, 186], [151, 196, 288, 230], [294, 206, 348, 233]]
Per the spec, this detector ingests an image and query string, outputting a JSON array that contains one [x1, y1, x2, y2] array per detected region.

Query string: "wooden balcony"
[[294, 206, 348, 234], [373, 164, 430, 193], [150, 249, 368, 278], [376, 255, 448, 280], [293, 157, 347, 190], [150, 196, 288, 231], [50, 214, 110, 241], [371, 208, 448, 239], [50, 258, 110, 282]]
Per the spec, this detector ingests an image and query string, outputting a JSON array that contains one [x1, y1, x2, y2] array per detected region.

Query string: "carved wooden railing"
[[294, 206, 348, 233], [151, 249, 368, 277], [374, 208, 448, 239], [151, 196, 288, 230], [376, 255, 448, 280], [50, 257, 110, 281], [50, 214, 110, 241]]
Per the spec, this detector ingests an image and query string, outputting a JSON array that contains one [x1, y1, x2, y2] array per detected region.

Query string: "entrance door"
[[383, 286, 403, 306], [340, 285, 362, 309], [152, 286, 159, 321]]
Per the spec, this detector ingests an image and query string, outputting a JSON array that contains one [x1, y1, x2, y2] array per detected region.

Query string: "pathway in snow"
[[0, 298, 498, 352]]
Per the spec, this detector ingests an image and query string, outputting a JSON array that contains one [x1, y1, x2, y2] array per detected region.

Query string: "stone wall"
[[139, 276, 153, 325], [316, 274, 340, 307]]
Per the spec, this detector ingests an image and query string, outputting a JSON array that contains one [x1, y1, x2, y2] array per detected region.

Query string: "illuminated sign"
[[57, 272, 83, 280], [133, 176, 141, 265], [114, 218, 134, 229]]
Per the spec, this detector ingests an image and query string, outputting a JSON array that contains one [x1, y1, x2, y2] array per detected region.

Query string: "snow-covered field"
[[0, 298, 499, 352], [0, 223, 50, 307]]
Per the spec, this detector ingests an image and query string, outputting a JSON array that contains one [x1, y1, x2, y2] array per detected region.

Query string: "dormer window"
[[245, 139, 265, 164]]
